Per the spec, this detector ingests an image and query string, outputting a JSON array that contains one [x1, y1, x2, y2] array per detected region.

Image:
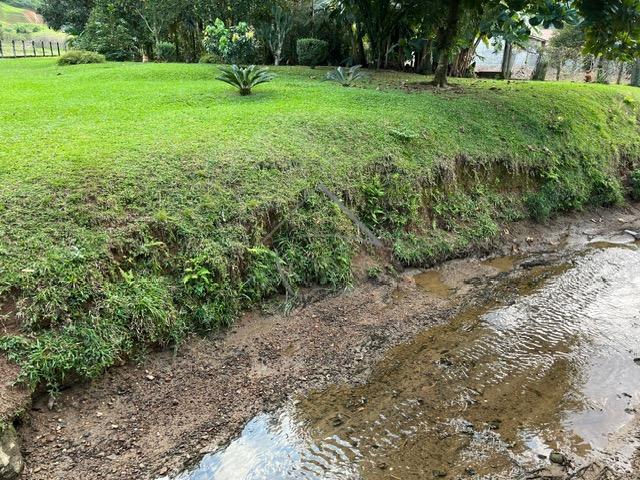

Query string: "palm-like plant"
[[324, 65, 367, 87], [216, 65, 275, 95]]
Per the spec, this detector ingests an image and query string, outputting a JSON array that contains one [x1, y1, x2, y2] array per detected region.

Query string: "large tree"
[[576, 0, 640, 62], [39, 0, 94, 34], [431, 0, 575, 87]]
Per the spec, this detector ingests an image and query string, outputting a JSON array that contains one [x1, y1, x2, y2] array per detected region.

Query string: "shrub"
[[324, 65, 367, 86], [199, 53, 223, 64], [525, 187, 555, 222], [216, 64, 274, 96], [296, 38, 328, 68], [203, 18, 259, 64], [57, 50, 106, 66], [156, 41, 177, 62]]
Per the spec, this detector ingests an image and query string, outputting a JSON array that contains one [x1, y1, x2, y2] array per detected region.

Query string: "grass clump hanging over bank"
[[1, 59, 639, 392]]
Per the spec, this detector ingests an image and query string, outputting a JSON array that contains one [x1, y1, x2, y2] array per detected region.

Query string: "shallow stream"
[[175, 242, 640, 479]]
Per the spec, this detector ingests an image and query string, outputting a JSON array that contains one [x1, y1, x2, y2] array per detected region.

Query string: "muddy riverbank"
[[12, 204, 640, 479]]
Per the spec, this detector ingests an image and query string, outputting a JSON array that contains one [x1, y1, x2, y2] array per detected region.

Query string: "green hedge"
[[296, 38, 328, 68], [57, 50, 106, 66]]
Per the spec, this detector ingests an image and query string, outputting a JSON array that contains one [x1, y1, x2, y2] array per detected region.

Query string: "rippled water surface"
[[177, 244, 640, 479]]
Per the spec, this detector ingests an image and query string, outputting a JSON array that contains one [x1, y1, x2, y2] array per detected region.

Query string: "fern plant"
[[324, 65, 367, 87], [216, 65, 275, 95]]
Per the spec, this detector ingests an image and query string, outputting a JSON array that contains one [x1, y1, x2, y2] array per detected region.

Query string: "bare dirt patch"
[[21, 9, 44, 25]]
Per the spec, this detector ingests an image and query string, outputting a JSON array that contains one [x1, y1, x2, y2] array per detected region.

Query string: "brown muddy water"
[[172, 242, 640, 480]]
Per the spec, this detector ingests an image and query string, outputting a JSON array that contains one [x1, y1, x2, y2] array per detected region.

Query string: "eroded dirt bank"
[[13, 204, 640, 480]]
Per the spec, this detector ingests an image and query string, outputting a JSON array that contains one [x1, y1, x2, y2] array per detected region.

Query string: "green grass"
[[1, 59, 639, 391]]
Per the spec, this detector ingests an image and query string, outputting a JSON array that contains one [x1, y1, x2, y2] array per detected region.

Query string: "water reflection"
[[174, 411, 361, 480], [176, 245, 640, 479]]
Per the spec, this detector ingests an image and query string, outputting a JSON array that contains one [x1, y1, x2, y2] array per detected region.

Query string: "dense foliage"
[[203, 18, 258, 64], [4, 0, 41, 8], [296, 37, 329, 67], [33, 0, 640, 86]]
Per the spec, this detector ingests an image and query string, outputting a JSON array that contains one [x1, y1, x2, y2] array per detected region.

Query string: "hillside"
[[0, 59, 639, 393], [0, 1, 66, 49], [0, 1, 43, 24]]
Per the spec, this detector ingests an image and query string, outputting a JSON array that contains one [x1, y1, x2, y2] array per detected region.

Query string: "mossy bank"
[[1, 58, 640, 393]]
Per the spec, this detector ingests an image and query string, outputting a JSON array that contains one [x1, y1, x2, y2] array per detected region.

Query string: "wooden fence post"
[[56, 42, 61, 56], [0, 41, 3, 59], [32, 41, 36, 56], [22, 40, 26, 57], [41, 41, 45, 56], [12, 40, 16, 58], [49, 42, 53, 56]]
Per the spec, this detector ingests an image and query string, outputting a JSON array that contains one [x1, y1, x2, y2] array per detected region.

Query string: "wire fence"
[[0, 40, 68, 58]]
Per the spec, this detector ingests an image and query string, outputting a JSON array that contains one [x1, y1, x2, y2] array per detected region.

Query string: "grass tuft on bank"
[[1, 59, 639, 392]]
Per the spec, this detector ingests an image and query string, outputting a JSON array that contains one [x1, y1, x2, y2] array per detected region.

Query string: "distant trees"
[[547, 25, 584, 80], [37, 0, 640, 87], [38, 0, 94, 35]]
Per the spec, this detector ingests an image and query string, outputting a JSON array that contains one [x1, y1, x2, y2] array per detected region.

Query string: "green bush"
[[525, 187, 555, 222], [199, 53, 223, 64], [525, 163, 624, 222], [203, 18, 259, 64], [103, 272, 184, 345], [296, 38, 328, 68], [156, 41, 177, 62], [57, 50, 106, 66]]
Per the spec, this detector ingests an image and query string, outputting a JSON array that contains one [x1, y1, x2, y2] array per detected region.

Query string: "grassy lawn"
[[1, 58, 639, 391]]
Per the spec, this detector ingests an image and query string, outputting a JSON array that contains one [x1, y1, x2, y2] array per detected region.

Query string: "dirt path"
[[11, 204, 640, 479]]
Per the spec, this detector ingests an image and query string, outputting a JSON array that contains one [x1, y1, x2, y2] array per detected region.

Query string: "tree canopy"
[[38, 0, 640, 85]]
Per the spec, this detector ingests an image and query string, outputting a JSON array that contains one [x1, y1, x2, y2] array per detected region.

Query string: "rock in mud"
[[549, 451, 567, 465], [0, 425, 23, 480]]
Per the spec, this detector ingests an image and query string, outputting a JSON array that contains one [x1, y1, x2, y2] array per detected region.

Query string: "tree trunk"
[[631, 59, 640, 87], [616, 62, 624, 84], [384, 39, 390, 69], [596, 56, 610, 84], [356, 30, 367, 67], [423, 39, 433, 74], [432, 0, 461, 87], [501, 41, 513, 79]]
